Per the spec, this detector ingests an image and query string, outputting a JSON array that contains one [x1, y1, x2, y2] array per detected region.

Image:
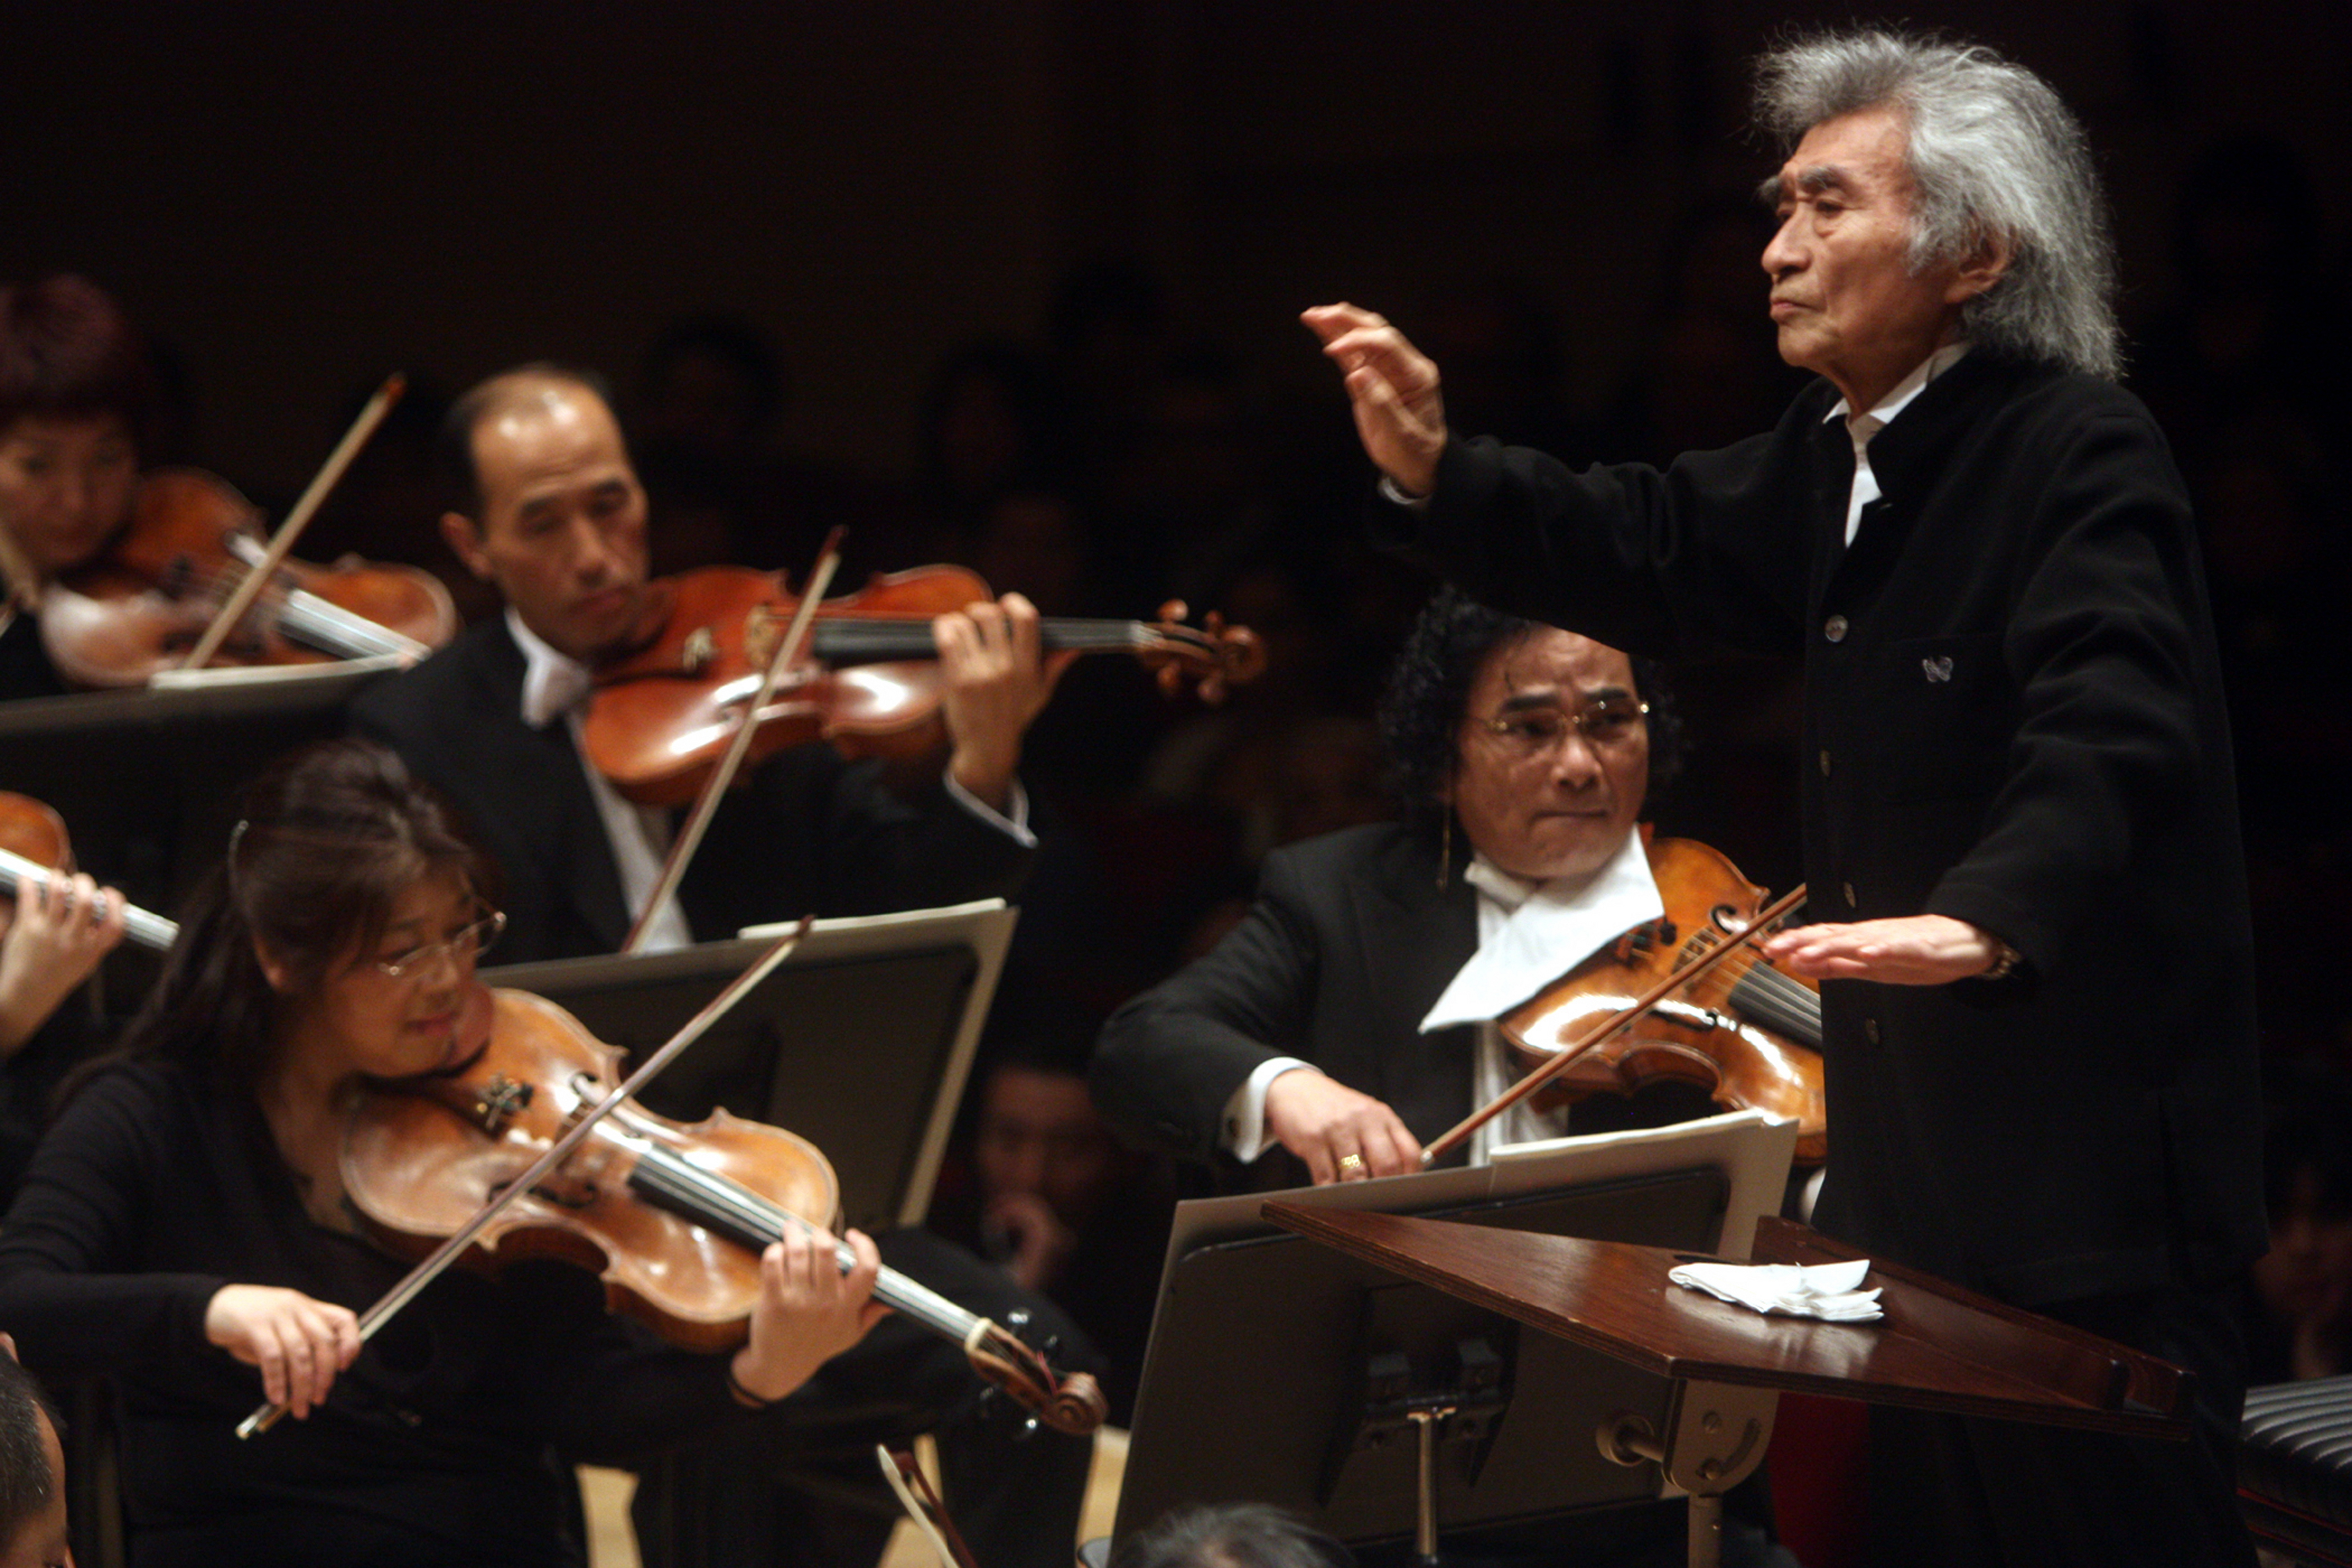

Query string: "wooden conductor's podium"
[[1264, 1205, 2193, 1568]]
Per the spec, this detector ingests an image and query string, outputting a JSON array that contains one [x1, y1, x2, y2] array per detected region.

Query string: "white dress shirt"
[[1828, 341, 1970, 545], [1224, 829, 1664, 1166]]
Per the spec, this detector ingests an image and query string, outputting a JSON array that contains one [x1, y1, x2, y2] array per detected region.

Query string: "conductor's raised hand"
[[1263, 1068, 1423, 1184], [1302, 303, 1448, 499], [731, 1224, 889, 1405], [204, 1283, 363, 1420]]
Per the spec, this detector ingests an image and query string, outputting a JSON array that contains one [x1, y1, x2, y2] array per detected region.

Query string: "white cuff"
[[1224, 1058, 1317, 1162], [943, 771, 1036, 848]]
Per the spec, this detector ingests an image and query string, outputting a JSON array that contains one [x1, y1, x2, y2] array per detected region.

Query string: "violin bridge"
[[472, 1074, 533, 1136]]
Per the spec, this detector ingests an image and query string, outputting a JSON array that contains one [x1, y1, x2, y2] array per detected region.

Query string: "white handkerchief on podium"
[[1668, 1259, 1883, 1321]]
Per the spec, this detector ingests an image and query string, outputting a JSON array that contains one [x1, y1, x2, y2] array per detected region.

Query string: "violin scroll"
[[1148, 598, 1266, 704], [965, 1318, 1109, 1435]]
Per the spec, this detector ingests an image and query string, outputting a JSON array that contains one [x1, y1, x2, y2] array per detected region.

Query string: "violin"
[[0, 791, 179, 950], [37, 469, 456, 688], [584, 563, 1265, 807], [339, 986, 1108, 1434], [1501, 836, 1826, 1164]]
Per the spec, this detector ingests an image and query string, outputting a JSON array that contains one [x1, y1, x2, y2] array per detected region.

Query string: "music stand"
[[481, 899, 1014, 1232], [1110, 1111, 1796, 1558], [1264, 1207, 2194, 1568], [0, 657, 399, 915]]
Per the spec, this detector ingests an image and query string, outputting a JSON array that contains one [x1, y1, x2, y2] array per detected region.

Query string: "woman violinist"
[[0, 275, 154, 699], [0, 741, 883, 1566]]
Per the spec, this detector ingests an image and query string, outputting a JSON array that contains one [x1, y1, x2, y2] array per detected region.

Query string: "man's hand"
[[984, 1189, 1077, 1294], [1762, 914, 2008, 986], [1301, 302, 1449, 498], [1263, 1069, 1423, 1184], [934, 593, 1077, 810]]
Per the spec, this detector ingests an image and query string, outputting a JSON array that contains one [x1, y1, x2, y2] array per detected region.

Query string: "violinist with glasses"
[[0, 740, 884, 1566], [1093, 587, 1708, 1189]]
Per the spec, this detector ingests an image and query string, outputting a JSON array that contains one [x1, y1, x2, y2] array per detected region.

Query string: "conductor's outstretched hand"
[[1303, 303, 1449, 499]]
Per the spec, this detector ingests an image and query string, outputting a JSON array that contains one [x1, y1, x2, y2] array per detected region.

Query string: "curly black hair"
[[1376, 586, 1683, 841]]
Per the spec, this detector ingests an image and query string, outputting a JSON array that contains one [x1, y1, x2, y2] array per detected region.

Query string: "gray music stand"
[[481, 899, 1014, 1232], [1110, 1112, 1796, 1560]]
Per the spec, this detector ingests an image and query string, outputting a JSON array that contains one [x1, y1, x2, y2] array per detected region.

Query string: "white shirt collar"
[[508, 607, 595, 729], [1420, 831, 1664, 1032], [1823, 340, 1971, 431]]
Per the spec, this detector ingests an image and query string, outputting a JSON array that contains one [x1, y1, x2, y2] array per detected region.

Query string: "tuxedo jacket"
[[1091, 824, 1481, 1186], [349, 616, 1032, 964], [1385, 349, 2267, 1306]]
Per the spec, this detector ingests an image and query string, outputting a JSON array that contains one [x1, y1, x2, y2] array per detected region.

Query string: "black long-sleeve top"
[[0, 1057, 748, 1566]]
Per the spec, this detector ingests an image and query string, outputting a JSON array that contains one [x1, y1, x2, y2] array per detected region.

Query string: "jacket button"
[[1842, 881, 1857, 907], [1818, 749, 1832, 776], [1823, 614, 1848, 643], [1864, 1018, 1881, 1045]]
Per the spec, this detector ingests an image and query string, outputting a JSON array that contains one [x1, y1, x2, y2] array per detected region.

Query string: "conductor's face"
[[1761, 105, 1979, 411], [442, 381, 650, 663], [1449, 629, 1649, 886]]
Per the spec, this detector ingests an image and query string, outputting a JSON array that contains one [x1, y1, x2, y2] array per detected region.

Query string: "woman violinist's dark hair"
[[0, 273, 159, 448], [100, 738, 489, 1093], [1377, 585, 1684, 842]]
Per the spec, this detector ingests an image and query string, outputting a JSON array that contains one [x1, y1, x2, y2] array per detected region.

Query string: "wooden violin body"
[[40, 469, 455, 688], [1502, 837, 1827, 1163], [342, 988, 1107, 1433], [585, 563, 1264, 806]]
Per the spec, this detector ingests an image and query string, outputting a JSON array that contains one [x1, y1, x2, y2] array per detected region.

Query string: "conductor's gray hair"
[[1755, 29, 2121, 379]]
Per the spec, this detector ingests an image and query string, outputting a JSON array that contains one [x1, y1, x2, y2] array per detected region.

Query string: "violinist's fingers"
[[1358, 1117, 1422, 1179], [840, 1227, 887, 1326]]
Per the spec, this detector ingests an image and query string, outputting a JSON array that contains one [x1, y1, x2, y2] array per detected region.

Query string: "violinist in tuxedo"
[[1093, 587, 1697, 1190], [351, 366, 1092, 1568], [350, 364, 1070, 963]]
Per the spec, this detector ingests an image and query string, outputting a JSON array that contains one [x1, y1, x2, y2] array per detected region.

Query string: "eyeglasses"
[[1475, 696, 1649, 754], [373, 910, 507, 980]]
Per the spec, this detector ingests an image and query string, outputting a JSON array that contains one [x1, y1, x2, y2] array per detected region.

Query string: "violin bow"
[[621, 527, 846, 954], [879, 1444, 981, 1568], [179, 373, 406, 673], [237, 915, 812, 1438], [1417, 881, 1809, 1167]]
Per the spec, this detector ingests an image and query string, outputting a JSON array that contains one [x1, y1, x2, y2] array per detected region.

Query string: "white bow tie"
[[521, 651, 594, 729]]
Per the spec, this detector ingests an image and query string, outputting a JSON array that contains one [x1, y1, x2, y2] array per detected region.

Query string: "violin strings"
[[625, 1139, 982, 1341]]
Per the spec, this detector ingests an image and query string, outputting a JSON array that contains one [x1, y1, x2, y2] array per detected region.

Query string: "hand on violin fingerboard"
[[1, 869, 129, 1053], [731, 1224, 888, 1405], [934, 594, 1078, 810], [1761, 913, 2008, 986], [1264, 1069, 1424, 1184]]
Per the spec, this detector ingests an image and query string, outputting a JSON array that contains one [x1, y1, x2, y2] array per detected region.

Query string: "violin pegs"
[[1156, 598, 1189, 625]]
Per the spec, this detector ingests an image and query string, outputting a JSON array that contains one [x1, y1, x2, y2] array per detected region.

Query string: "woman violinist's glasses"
[[374, 910, 507, 980], [1477, 695, 1649, 754]]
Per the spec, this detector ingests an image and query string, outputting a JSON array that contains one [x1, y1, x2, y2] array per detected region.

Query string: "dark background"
[[9, 0, 2349, 1071]]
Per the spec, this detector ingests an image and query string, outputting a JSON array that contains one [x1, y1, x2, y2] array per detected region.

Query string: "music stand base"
[[1599, 1379, 1776, 1568]]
